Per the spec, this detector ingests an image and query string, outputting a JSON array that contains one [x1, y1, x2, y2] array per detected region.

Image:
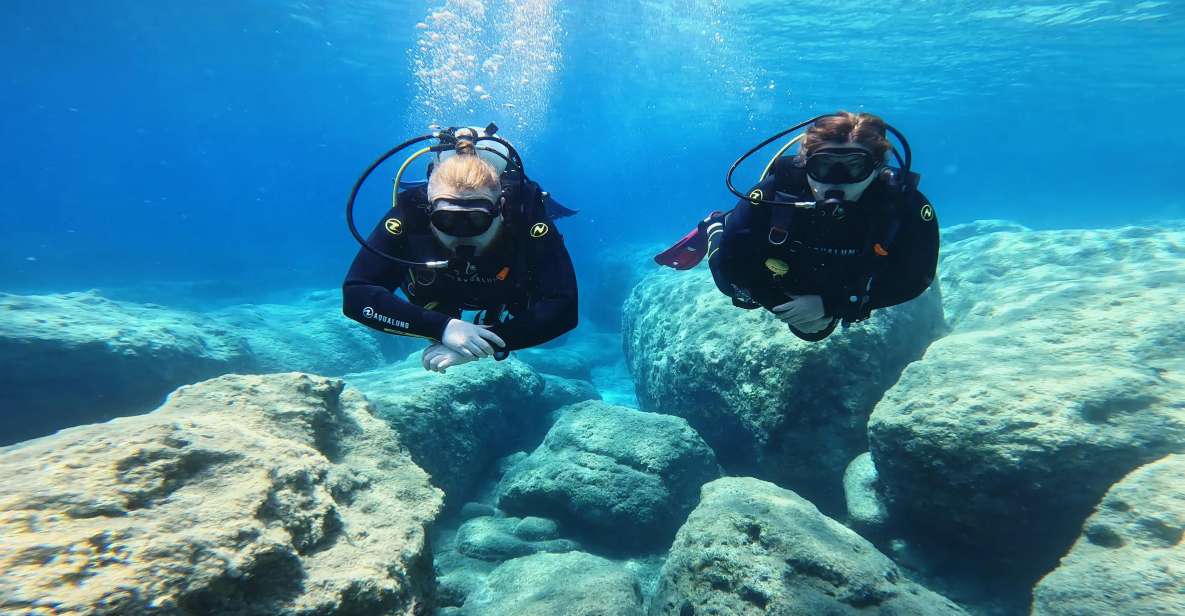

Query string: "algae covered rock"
[[454, 551, 644, 616], [454, 515, 578, 561], [346, 357, 548, 505], [539, 373, 602, 409], [869, 226, 1185, 582], [1031, 454, 1185, 616], [650, 477, 968, 616], [497, 400, 720, 549], [623, 266, 944, 511], [0, 290, 252, 444], [0, 289, 398, 445], [211, 289, 389, 375], [0, 372, 443, 616], [843, 452, 889, 535]]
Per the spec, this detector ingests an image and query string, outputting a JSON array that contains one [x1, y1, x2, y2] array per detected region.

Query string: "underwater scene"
[[2, 1, 1183, 614]]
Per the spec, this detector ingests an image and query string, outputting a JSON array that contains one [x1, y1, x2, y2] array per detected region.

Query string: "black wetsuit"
[[342, 181, 578, 354], [707, 158, 938, 337]]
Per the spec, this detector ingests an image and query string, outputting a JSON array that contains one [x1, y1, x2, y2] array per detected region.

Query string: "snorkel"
[[725, 114, 915, 209], [345, 122, 528, 270]]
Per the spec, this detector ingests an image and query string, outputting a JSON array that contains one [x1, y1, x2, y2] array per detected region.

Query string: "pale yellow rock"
[[0, 372, 443, 615]]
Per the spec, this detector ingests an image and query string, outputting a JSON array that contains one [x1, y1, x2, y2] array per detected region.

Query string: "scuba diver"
[[655, 111, 938, 341], [342, 124, 578, 372]]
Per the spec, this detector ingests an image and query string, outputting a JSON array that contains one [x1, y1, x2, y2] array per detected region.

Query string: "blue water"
[[3, 0, 1182, 298]]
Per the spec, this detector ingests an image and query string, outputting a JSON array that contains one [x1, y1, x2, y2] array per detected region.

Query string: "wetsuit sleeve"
[[341, 208, 452, 341], [487, 223, 578, 351], [709, 179, 776, 308], [860, 191, 939, 312]]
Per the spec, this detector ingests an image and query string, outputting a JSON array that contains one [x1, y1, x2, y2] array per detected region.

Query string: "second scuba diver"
[[656, 111, 939, 341], [343, 125, 578, 372]]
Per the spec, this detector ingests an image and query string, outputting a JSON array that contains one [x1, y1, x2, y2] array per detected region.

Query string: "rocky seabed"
[[1, 221, 1182, 615]]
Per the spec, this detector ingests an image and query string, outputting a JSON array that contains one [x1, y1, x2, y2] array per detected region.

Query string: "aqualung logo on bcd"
[[920, 204, 934, 222], [385, 218, 403, 235], [530, 223, 549, 238], [362, 306, 409, 329], [749, 189, 763, 203]]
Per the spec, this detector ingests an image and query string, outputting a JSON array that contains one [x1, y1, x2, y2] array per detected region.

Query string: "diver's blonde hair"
[[427, 142, 501, 203]]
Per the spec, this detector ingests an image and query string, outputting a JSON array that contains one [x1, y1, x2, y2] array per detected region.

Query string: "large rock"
[[0, 290, 400, 445], [623, 267, 945, 511], [1031, 454, 1185, 616], [843, 452, 889, 536], [650, 477, 968, 615], [0, 373, 443, 615], [539, 374, 602, 409], [345, 357, 548, 506], [454, 515, 579, 562], [453, 552, 644, 616], [0, 290, 252, 444], [869, 225, 1185, 583], [497, 400, 720, 549], [212, 289, 391, 375]]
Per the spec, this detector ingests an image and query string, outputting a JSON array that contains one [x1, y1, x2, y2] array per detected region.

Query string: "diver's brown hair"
[[800, 111, 892, 161]]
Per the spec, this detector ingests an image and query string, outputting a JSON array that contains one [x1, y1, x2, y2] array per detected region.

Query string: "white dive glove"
[[792, 316, 836, 334], [772, 295, 827, 328], [441, 319, 506, 358], [422, 343, 476, 373]]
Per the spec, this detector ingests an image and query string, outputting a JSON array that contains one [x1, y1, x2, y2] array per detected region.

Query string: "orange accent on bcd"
[[873, 243, 889, 257], [496, 267, 510, 281]]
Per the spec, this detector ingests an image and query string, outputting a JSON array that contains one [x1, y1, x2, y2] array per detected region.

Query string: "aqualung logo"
[[362, 306, 409, 329], [810, 246, 859, 257]]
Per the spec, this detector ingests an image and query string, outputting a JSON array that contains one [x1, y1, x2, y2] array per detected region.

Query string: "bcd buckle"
[[768, 226, 789, 245]]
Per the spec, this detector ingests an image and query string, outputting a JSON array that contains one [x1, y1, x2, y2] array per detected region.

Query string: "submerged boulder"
[[453, 552, 644, 616], [0, 373, 443, 616], [1031, 454, 1185, 616], [843, 452, 889, 536], [0, 290, 252, 444], [539, 373, 602, 409], [346, 357, 548, 506], [623, 266, 944, 512], [497, 400, 720, 549], [0, 289, 399, 445], [454, 515, 579, 562], [211, 289, 390, 375], [650, 477, 968, 615], [869, 225, 1185, 583]]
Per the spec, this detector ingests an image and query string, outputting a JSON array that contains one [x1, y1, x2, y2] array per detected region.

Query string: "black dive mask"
[[429, 198, 499, 237], [805, 148, 880, 184]]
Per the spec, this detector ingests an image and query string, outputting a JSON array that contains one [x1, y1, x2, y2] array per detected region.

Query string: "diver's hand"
[[422, 344, 476, 373], [442, 319, 506, 358], [772, 295, 827, 327]]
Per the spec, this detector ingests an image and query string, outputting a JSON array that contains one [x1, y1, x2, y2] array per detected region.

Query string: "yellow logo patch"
[[384, 218, 404, 235], [529, 222, 549, 238], [749, 189, 764, 203], [920, 204, 934, 222]]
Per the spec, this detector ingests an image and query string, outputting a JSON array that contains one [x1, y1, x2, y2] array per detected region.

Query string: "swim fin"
[[654, 211, 723, 270], [544, 194, 578, 219]]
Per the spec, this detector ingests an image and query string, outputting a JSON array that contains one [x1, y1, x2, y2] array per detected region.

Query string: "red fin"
[[655, 226, 709, 270]]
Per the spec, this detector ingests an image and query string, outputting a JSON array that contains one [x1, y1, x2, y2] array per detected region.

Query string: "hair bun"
[[455, 139, 477, 156]]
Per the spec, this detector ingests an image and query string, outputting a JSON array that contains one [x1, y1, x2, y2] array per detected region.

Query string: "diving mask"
[[429, 198, 500, 237], [804, 148, 880, 184]]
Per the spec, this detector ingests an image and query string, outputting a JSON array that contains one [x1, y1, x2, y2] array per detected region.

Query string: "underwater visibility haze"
[[1, 1, 1184, 615]]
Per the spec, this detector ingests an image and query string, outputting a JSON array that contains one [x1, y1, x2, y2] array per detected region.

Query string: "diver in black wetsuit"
[[656, 112, 938, 341], [343, 126, 577, 372]]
